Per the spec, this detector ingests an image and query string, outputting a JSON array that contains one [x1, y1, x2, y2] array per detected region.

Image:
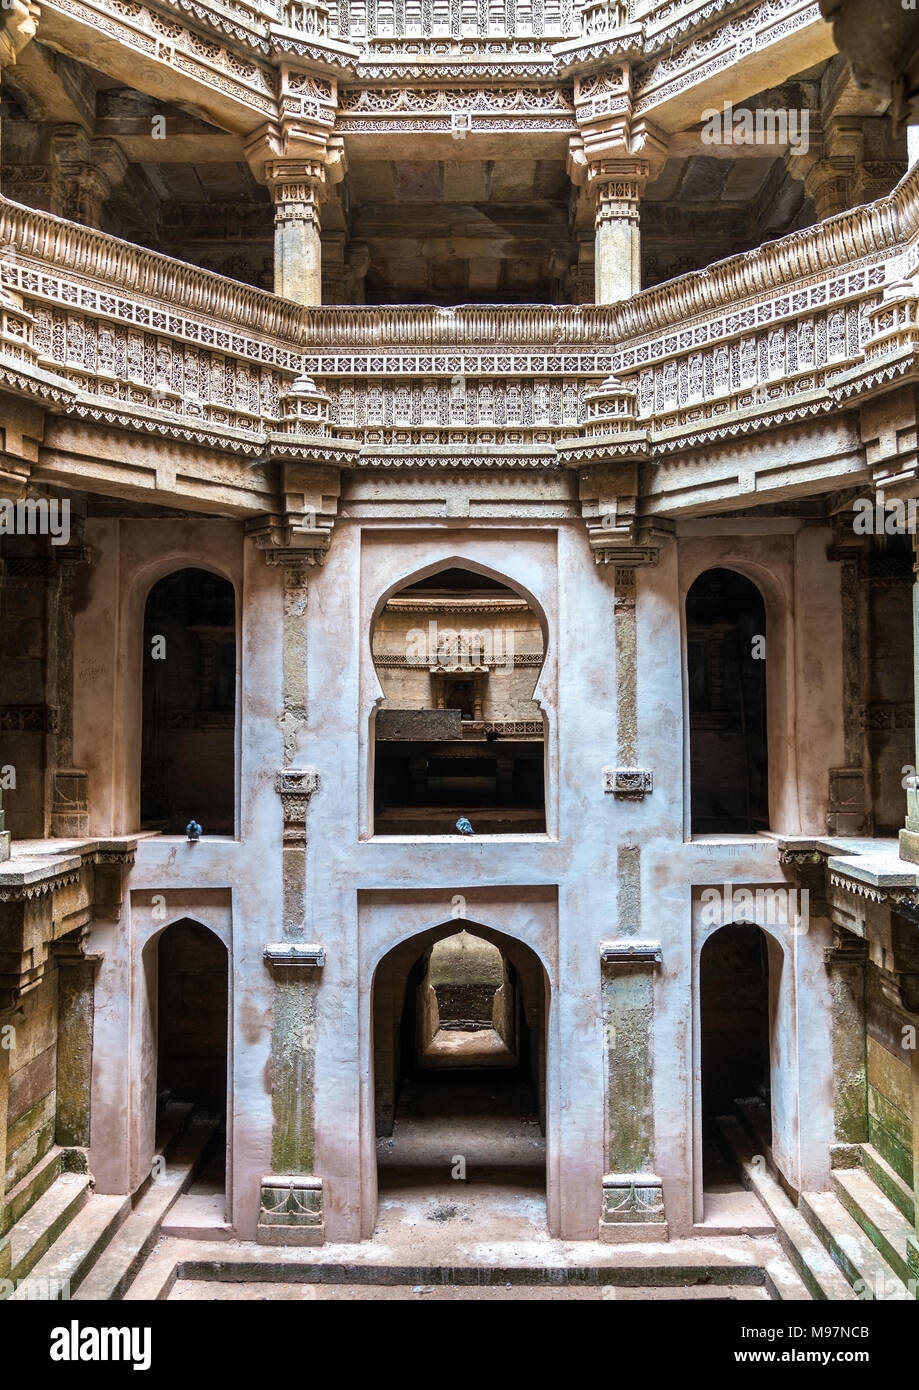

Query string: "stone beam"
[[3, 40, 95, 127], [632, 0, 837, 134], [36, 0, 276, 135]]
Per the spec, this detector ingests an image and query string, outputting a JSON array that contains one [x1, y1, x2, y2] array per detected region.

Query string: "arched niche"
[[369, 565, 548, 835]]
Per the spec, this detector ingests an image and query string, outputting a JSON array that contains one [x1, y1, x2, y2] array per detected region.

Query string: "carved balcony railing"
[[320, 0, 573, 40], [0, 165, 916, 495]]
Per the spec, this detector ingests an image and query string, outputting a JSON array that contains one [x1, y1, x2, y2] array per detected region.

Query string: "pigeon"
[[455, 817, 475, 836], [185, 820, 202, 842]]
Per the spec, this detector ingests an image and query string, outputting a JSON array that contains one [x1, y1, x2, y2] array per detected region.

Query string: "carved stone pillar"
[[568, 93, 666, 305], [50, 126, 128, 229], [266, 160, 324, 306], [599, 940, 666, 1240], [589, 160, 651, 304], [823, 928, 868, 1157], [255, 542, 326, 1241], [258, 772, 324, 1245]]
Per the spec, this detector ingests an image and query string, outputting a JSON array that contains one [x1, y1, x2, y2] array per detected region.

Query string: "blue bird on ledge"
[[186, 820, 202, 842], [455, 817, 475, 836]]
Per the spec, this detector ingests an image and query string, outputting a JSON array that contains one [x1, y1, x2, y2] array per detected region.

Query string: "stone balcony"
[[0, 159, 916, 527]]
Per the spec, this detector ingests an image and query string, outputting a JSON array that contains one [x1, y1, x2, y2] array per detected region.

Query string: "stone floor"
[[421, 1027, 517, 1067], [124, 1073, 793, 1301]]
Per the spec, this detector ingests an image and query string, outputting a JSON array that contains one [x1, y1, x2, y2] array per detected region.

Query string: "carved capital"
[[275, 767, 320, 828]]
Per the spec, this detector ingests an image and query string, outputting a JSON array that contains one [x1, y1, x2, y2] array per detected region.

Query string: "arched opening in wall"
[[141, 568, 236, 835], [687, 568, 768, 834], [699, 922, 772, 1207], [155, 919, 229, 1223], [371, 568, 546, 834], [373, 925, 548, 1236]]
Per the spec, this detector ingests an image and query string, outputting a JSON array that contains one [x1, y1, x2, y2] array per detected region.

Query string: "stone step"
[[2, 1146, 64, 1241], [763, 1256, 812, 1301], [8, 1194, 131, 1300], [75, 1111, 220, 1301], [858, 1143, 914, 1227], [717, 1116, 851, 1300], [6, 1171, 91, 1286], [831, 1168, 915, 1292], [800, 1189, 910, 1300]]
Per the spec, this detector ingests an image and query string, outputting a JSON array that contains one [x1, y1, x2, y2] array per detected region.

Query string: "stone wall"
[[3, 966, 57, 1215], [866, 962, 913, 1186]]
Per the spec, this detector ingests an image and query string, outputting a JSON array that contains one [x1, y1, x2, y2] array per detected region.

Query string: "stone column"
[[50, 126, 128, 228], [266, 160, 324, 306], [258, 772, 324, 1246], [0, 1030, 9, 1278], [589, 160, 650, 304], [599, 941, 667, 1240], [824, 928, 868, 1156], [254, 550, 327, 1244]]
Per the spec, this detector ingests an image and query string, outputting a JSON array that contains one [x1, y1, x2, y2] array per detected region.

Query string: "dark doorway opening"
[[141, 568, 236, 835], [700, 923, 772, 1193], [156, 919, 228, 1218], [687, 568, 769, 834], [373, 927, 547, 1237]]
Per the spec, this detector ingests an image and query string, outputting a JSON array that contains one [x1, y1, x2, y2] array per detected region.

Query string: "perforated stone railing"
[[0, 167, 916, 472]]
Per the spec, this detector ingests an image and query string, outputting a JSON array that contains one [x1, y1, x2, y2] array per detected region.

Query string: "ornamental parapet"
[[0, 163, 918, 503]]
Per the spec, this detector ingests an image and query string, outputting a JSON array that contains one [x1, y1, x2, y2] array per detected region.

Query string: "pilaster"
[[823, 928, 869, 1155], [599, 940, 666, 1241]]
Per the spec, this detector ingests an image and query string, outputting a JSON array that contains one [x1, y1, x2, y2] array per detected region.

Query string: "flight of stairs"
[[718, 1101, 917, 1301], [2, 1103, 219, 1301]]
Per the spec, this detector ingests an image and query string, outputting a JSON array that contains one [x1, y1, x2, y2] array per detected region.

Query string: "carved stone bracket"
[[603, 766, 652, 799], [601, 939, 661, 966], [275, 767, 320, 842], [256, 1173, 324, 1246], [264, 941, 325, 968]]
